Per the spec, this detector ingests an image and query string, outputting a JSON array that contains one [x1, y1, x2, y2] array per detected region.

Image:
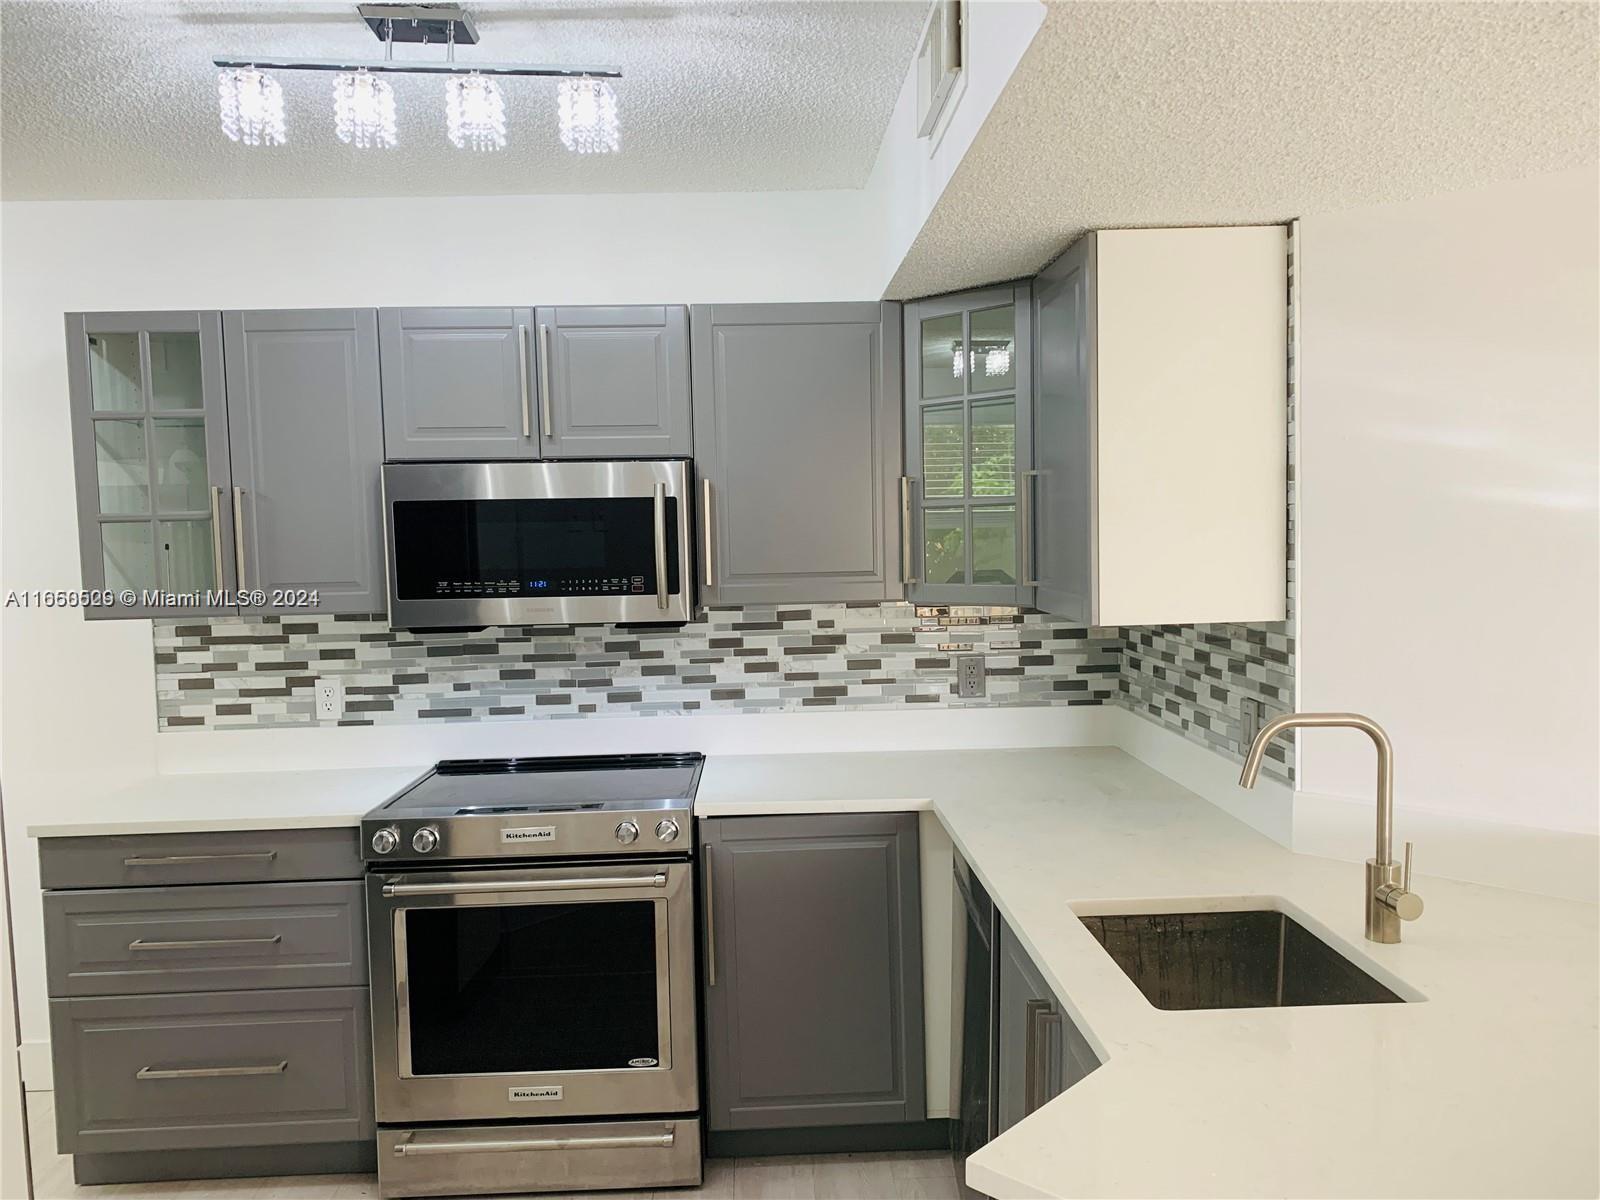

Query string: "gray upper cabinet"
[[378, 307, 537, 461], [903, 284, 1033, 607], [1031, 239, 1095, 620], [223, 309, 386, 614], [700, 812, 925, 1132], [691, 303, 902, 605], [66, 311, 239, 619], [534, 305, 691, 458]]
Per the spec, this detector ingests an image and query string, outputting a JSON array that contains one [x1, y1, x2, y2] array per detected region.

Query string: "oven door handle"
[[393, 1130, 676, 1157], [381, 872, 669, 898]]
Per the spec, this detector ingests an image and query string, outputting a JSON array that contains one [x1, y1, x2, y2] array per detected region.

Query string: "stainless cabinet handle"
[[208, 485, 225, 587], [383, 872, 667, 898], [517, 323, 532, 439], [538, 323, 554, 438], [231, 486, 247, 589], [395, 1130, 675, 1157], [1020, 469, 1042, 587], [129, 935, 282, 951], [1022, 998, 1051, 1115], [123, 851, 277, 867], [653, 481, 669, 611], [704, 854, 717, 987], [700, 478, 714, 588], [137, 1060, 287, 1081], [900, 476, 916, 584]]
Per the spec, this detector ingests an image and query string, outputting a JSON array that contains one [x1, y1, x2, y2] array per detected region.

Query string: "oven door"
[[367, 860, 698, 1125], [383, 458, 694, 629]]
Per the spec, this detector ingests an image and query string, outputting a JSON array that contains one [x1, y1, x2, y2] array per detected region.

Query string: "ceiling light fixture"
[[217, 66, 286, 147], [558, 78, 619, 155], [213, 4, 622, 154], [446, 73, 506, 152], [334, 69, 397, 149]]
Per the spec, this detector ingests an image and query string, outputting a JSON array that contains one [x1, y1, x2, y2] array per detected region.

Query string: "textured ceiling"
[[0, 0, 927, 199], [888, 1, 1600, 299]]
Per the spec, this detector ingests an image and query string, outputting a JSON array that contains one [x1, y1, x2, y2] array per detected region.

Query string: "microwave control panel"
[[428, 574, 650, 598]]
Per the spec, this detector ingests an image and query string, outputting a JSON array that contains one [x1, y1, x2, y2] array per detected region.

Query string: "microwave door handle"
[[654, 481, 669, 610]]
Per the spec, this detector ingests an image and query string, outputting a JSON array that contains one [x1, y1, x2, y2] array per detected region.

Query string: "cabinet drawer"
[[39, 827, 363, 889], [50, 987, 373, 1154], [44, 881, 366, 997]]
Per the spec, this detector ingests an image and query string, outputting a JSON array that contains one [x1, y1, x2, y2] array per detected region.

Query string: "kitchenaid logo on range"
[[500, 826, 557, 844], [509, 1085, 563, 1102]]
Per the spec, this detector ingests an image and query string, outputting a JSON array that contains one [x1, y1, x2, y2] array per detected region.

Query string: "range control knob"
[[655, 818, 680, 843], [411, 826, 440, 854], [370, 826, 400, 855], [615, 820, 640, 845]]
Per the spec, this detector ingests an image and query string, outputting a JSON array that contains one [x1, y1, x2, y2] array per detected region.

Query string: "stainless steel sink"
[[1079, 910, 1405, 1010]]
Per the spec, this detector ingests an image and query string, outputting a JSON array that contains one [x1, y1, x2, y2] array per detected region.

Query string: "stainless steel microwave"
[[382, 459, 694, 629]]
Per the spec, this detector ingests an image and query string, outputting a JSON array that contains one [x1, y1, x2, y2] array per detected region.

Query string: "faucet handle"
[[1378, 841, 1424, 922]]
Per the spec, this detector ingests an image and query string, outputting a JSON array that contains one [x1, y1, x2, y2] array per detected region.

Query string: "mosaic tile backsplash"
[[155, 602, 1123, 724], [153, 603, 1292, 783]]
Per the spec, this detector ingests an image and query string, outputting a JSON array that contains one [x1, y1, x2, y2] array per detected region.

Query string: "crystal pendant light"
[[984, 342, 1013, 377], [446, 72, 506, 151], [558, 78, 619, 154], [333, 69, 397, 149], [217, 67, 286, 146], [951, 340, 965, 379]]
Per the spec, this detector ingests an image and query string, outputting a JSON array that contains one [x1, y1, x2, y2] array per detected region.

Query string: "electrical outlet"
[[956, 654, 986, 698], [1240, 697, 1264, 745], [315, 677, 344, 721]]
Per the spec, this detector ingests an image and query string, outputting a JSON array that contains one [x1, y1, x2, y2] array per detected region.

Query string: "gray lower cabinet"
[[535, 305, 692, 458], [995, 920, 1098, 1134], [49, 986, 373, 1154], [44, 880, 366, 997], [690, 303, 903, 604], [699, 813, 925, 1132], [223, 309, 386, 614], [378, 307, 537, 461], [37, 826, 364, 890], [40, 826, 374, 1184]]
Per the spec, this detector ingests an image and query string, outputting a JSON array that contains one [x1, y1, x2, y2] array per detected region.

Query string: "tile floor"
[[25, 1092, 961, 1200]]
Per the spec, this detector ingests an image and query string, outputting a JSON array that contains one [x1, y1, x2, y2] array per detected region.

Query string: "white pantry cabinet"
[[1031, 226, 1288, 627]]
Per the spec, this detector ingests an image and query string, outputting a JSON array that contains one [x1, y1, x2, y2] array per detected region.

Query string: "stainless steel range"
[[363, 753, 704, 1199]]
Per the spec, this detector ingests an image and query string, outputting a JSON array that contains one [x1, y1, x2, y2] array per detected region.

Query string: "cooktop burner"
[[363, 751, 703, 864]]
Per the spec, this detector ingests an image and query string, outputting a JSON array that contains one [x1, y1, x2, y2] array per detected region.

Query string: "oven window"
[[404, 900, 660, 1075], [391, 497, 681, 601]]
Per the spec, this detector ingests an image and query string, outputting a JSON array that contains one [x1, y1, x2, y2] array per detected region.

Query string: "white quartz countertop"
[[699, 748, 1600, 1199], [26, 748, 1598, 1197], [25, 765, 426, 837]]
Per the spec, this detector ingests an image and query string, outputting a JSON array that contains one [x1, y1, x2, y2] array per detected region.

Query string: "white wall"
[[1296, 168, 1600, 842]]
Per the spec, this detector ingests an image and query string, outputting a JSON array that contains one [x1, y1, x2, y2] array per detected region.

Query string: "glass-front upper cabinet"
[[66, 312, 238, 618], [903, 283, 1033, 604]]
